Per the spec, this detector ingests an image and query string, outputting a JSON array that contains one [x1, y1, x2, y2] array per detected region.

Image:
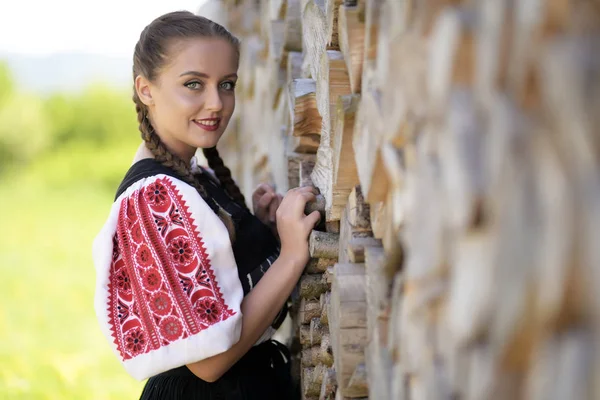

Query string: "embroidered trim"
[[107, 177, 236, 360]]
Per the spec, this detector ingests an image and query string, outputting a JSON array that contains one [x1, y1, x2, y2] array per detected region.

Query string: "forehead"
[[161, 37, 238, 78]]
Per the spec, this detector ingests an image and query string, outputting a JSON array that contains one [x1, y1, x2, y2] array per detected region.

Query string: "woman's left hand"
[[252, 183, 283, 238]]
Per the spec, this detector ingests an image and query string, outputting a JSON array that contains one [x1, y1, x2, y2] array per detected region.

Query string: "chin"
[[193, 134, 223, 149]]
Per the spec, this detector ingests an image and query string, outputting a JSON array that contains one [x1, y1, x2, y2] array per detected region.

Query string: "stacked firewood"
[[209, 0, 600, 399]]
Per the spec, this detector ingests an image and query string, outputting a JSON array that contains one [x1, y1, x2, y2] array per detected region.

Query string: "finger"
[[253, 183, 275, 200], [297, 185, 319, 195], [296, 192, 317, 209], [257, 192, 274, 210], [304, 210, 321, 229], [268, 198, 278, 223]]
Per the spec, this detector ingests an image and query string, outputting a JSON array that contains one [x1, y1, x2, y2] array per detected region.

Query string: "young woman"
[[92, 11, 320, 399]]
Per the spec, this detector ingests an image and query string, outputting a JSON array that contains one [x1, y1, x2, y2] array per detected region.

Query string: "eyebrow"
[[179, 71, 238, 79]]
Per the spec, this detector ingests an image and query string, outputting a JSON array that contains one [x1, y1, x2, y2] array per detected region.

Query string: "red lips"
[[193, 118, 221, 132]]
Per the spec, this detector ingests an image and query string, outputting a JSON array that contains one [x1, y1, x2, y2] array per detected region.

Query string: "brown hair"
[[132, 11, 249, 220]]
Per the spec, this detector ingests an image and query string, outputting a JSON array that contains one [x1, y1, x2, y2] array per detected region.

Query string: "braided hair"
[[132, 11, 249, 239]]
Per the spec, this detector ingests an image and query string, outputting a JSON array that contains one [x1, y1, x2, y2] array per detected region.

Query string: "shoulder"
[[92, 163, 244, 380]]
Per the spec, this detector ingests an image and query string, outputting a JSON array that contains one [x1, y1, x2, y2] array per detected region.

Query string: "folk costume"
[[92, 158, 298, 399]]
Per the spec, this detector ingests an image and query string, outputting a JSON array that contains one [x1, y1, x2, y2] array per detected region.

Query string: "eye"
[[185, 81, 203, 90], [220, 81, 236, 91]]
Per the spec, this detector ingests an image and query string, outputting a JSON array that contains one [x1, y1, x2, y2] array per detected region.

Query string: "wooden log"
[[311, 50, 353, 221], [290, 133, 321, 153], [268, 19, 286, 63], [365, 316, 393, 399], [287, 51, 304, 82], [316, 50, 353, 148], [287, 152, 316, 189], [301, 0, 328, 80], [347, 185, 371, 230], [319, 333, 335, 366], [302, 345, 321, 367], [320, 366, 337, 399], [303, 366, 321, 398], [284, 0, 303, 52], [428, 7, 476, 116], [338, 203, 379, 263], [325, 0, 343, 49], [364, 245, 391, 341], [329, 263, 368, 397], [309, 230, 340, 259], [300, 297, 323, 325], [310, 317, 329, 345], [300, 274, 330, 299], [326, 220, 341, 233], [346, 362, 369, 398], [352, 88, 389, 203], [289, 78, 323, 137], [304, 364, 329, 399], [305, 194, 327, 217], [338, 4, 365, 93], [330, 95, 361, 221], [306, 256, 336, 273], [320, 292, 331, 325], [300, 323, 312, 347], [300, 155, 317, 187], [363, 0, 384, 63], [331, 265, 367, 328]]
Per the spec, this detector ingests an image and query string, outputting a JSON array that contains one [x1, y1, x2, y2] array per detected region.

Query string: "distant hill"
[[0, 52, 133, 94]]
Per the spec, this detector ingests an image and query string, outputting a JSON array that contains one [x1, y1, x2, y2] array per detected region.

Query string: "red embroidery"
[[107, 177, 236, 360]]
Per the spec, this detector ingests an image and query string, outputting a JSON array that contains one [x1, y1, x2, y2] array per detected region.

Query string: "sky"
[[0, 0, 208, 57]]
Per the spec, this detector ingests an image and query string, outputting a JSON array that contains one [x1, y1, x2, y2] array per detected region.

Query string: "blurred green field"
[[0, 147, 146, 400], [0, 62, 148, 399]]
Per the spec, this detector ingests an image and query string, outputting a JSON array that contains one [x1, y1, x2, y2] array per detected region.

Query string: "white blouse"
[[92, 174, 245, 381]]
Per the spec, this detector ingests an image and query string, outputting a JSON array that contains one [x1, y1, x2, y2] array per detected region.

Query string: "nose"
[[204, 85, 223, 112]]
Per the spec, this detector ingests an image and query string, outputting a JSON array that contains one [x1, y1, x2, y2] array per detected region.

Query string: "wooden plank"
[[284, 0, 304, 51], [338, 5, 365, 93], [330, 95, 361, 221], [302, 0, 328, 79], [289, 78, 323, 137]]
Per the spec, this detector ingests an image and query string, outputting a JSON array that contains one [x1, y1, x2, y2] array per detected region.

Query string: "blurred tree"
[[0, 92, 51, 170], [0, 61, 14, 106], [0, 63, 139, 175]]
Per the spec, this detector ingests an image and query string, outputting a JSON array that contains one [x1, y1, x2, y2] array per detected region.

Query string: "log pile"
[[209, 0, 600, 398]]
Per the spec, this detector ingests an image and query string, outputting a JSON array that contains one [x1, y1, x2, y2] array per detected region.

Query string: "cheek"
[[158, 90, 198, 117], [223, 94, 236, 116]]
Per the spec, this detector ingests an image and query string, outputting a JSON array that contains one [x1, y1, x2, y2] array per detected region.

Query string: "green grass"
[[0, 145, 145, 399]]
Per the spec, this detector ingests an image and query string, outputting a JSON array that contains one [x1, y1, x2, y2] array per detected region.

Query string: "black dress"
[[114, 159, 299, 400]]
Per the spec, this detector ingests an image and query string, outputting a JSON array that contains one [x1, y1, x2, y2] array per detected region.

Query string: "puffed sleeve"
[[92, 174, 244, 381]]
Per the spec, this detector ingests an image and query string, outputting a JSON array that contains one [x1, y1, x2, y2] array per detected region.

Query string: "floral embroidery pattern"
[[145, 182, 168, 206], [116, 268, 131, 292], [136, 244, 153, 267], [160, 317, 183, 341], [142, 268, 161, 291], [168, 237, 193, 265], [131, 223, 144, 244], [125, 329, 147, 355], [195, 297, 222, 325], [107, 177, 236, 361], [149, 293, 172, 316]]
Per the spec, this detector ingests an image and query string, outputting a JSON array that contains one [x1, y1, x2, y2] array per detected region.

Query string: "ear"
[[135, 75, 154, 107]]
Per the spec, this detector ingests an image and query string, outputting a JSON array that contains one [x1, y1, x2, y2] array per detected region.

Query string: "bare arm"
[[186, 186, 320, 382], [186, 252, 305, 381]]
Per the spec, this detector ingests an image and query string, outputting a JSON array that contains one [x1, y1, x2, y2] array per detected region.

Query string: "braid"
[[203, 146, 249, 210], [134, 98, 236, 242]]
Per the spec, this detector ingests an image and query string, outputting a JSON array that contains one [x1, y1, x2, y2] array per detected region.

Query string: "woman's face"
[[138, 37, 238, 161]]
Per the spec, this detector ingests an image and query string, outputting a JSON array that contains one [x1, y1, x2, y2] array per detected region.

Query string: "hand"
[[276, 186, 321, 267], [252, 183, 283, 237]]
